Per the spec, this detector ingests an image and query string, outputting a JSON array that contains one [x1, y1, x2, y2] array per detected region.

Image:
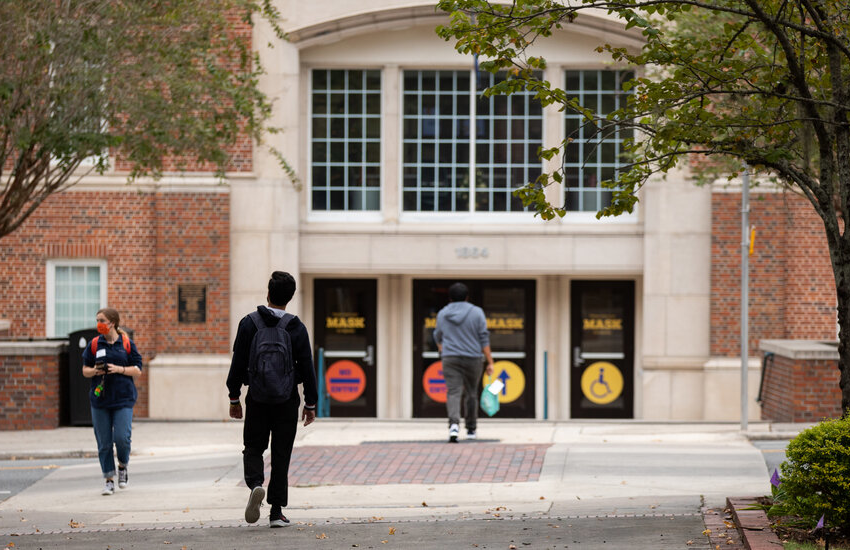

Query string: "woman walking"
[[81, 307, 143, 495]]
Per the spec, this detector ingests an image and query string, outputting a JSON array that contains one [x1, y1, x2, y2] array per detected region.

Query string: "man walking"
[[227, 271, 318, 527], [433, 282, 494, 443]]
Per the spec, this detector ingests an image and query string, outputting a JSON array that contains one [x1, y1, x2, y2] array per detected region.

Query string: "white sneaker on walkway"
[[245, 486, 265, 524], [448, 424, 459, 443], [466, 430, 477, 440], [118, 466, 128, 489], [101, 479, 114, 496]]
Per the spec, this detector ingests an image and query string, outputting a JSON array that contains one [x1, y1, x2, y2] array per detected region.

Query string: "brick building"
[[0, 1, 838, 428]]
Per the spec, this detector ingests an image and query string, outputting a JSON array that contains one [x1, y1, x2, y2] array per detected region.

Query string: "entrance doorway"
[[313, 279, 377, 417], [570, 280, 635, 419], [412, 279, 535, 418]]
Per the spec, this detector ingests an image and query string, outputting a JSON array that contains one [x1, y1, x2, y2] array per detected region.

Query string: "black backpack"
[[247, 311, 296, 403]]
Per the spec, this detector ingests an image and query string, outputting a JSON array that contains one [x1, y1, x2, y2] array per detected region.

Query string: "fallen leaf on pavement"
[[163, 541, 171, 545], [723, 520, 734, 528], [687, 541, 694, 545], [316, 533, 327, 539], [509, 545, 517, 549], [381, 540, 388, 544], [539, 496, 545, 500], [68, 520, 84, 529], [422, 501, 428, 507], [389, 527, 396, 535], [702, 529, 711, 536]]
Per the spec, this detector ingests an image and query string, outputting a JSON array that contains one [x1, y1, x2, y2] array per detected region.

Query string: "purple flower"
[[816, 514, 825, 530], [770, 469, 780, 487]]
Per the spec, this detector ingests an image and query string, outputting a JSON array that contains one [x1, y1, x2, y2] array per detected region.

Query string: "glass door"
[[570, 280, 635, 418], [412, 279, 535, 418], [313, 279, 377, 417]]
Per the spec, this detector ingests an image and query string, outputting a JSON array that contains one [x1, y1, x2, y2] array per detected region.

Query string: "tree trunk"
[[834, 246, 850, 417]]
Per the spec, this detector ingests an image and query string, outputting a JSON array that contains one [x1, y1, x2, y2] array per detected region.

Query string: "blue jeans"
[[91, 406, 133, 479]]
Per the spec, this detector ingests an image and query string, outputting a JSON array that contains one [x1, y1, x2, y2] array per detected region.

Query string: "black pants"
[[243, 392, 300, 507]]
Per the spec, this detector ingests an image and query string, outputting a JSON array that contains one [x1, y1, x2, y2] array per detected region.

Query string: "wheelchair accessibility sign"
[[482, 360, 525, 404], [580, 361, 624, 405]]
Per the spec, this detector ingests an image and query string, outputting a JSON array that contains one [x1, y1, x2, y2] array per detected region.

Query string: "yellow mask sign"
[[582, 318, 622, 331], [326, 316, 365, 330]]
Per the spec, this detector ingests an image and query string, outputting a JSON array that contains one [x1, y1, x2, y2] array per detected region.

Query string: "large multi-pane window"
[[402, 70, 543, 212], [311, 69, 381, 211], [46, 260, 107, 337], [564, 70, 634, 212]]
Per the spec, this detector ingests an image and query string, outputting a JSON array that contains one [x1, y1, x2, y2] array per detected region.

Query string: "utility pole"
[[741, 164, 750, 432]]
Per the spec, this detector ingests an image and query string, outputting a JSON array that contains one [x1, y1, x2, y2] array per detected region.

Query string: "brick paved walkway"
[[276, 443, 550, 486]]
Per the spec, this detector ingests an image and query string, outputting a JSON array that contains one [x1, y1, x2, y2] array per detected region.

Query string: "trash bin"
[[67, 328, 134, 426]]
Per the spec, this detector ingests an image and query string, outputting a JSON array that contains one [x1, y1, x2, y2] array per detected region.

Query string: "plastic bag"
[[480, 380, 503, 417]]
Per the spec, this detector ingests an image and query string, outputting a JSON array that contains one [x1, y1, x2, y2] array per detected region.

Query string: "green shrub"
[[778, 416, 850, 529]]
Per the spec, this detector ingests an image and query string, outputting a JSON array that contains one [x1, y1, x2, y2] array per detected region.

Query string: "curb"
[[0, 450, 97, 460], [727, 496, 784, 549]]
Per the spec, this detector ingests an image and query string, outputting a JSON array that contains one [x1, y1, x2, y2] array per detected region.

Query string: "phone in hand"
[[95, 362, 106, 372]]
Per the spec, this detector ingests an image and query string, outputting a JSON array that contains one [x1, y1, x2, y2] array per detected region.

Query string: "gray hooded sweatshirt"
[[433, 301, 490, 358]]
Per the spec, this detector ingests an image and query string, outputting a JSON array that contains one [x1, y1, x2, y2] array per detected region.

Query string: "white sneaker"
[[245, 486, 265, 523], [101, 479, 114, 495], [448, 424, 459, 443], [118, 467, 128, 489], [467, 430, 477, 440]]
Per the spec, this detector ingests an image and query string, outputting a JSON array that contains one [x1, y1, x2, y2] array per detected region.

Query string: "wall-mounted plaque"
[[178, 284, 207, 324]]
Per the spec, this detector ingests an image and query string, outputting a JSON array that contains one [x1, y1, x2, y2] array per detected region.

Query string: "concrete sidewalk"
[[0, 419, 805, 544]]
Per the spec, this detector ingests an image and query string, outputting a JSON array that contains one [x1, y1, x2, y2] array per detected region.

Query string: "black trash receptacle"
[[67, 328, 134, 426]]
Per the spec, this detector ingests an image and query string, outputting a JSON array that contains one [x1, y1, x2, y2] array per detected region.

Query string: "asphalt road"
[[751, 440, 789, 476], [2, 514, 714, 550], [0, 458, 88, 502]]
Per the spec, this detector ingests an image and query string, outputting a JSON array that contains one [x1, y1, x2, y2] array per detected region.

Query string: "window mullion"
[[469, 69, 476, 214]]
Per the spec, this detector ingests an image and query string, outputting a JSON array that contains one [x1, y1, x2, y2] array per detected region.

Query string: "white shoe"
[[101, 479, 114, 495], [448, 424, 459, 443], [245, 486, 265, 523], [118, 466, 128, 489], [467, 430, 477, 440]]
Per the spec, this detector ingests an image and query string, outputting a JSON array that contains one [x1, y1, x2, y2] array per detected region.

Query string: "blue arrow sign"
[[498, 369, 510, 395]]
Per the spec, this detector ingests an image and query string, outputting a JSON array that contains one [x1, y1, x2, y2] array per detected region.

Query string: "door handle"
[[364, 344, 375, 367], [573, 346, 584, 368]]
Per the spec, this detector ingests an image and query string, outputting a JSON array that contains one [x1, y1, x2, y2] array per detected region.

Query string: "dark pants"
[[442, 356, 484, 432], [243, 392, 300, 507]]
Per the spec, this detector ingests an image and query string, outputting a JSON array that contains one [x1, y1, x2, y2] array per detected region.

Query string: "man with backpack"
[[226, 271, 318, 528]]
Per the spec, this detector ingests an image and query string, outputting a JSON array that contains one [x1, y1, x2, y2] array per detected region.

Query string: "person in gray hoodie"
[[433, 282, 494, 442]]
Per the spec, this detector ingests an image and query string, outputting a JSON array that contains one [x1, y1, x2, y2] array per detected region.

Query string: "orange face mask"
[[96, 322, 110, 335]]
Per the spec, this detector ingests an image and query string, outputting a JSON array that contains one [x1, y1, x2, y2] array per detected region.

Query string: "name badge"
[[96, 349, 106, 359]]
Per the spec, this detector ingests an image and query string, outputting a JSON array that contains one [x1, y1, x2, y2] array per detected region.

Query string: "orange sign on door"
[[326, 360, 366, 402], [422, 361, 447, 403]]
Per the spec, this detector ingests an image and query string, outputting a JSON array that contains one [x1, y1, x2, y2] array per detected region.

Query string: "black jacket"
[[226, 306, 318, 406]]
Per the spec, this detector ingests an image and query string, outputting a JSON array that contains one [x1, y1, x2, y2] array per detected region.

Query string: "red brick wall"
[[711, 192, 837, 356], [0, 352, 62, 430], [759, 354, 843, 422], [0, 190, 230, 420]]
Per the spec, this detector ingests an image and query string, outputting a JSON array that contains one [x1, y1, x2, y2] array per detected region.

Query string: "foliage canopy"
[[0, 0, 290, 239], [437, 0, 850, 413]]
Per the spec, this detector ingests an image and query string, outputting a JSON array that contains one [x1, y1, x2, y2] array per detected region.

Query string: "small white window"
[[46, 260, 108, 338]]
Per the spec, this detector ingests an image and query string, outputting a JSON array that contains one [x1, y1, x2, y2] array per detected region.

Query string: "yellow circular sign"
[[482, 360, 526, 404], [580, 362, 624, 405]]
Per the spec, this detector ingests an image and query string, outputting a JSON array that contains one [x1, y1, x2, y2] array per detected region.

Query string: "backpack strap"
[[248, 310, 294, 331], [119, 334, 131, 354], [90, 334, 132, 356]]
